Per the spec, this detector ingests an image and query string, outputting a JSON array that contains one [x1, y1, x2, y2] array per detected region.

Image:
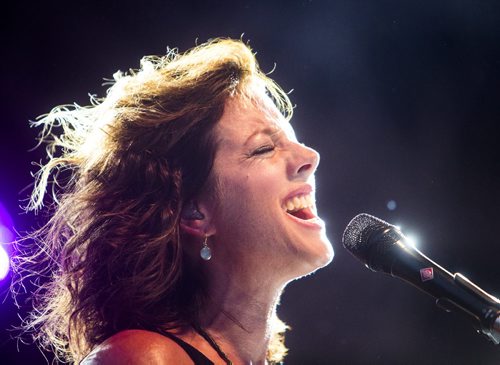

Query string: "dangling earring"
[[200, 235, 212, 261]]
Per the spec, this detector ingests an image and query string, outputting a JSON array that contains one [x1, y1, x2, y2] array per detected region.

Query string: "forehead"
[[215, 93, 296, 145]]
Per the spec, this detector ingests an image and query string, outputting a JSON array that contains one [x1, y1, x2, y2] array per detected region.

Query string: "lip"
[[282, 184, 314, 203]]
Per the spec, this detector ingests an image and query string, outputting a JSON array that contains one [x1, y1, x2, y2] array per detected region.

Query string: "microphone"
[[342, 213, 500, 344]]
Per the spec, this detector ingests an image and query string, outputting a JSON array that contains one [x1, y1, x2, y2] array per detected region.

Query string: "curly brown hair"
[[12, 38, 293, 363]]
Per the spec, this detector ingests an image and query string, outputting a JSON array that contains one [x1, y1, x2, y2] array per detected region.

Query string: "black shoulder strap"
[[159, 330, 214, 365]]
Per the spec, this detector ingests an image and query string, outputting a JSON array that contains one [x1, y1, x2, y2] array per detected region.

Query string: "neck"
[[200, 263, 287, 364]]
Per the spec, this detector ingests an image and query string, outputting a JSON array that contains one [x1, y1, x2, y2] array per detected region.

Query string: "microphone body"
[[342, 213, 500, 344]]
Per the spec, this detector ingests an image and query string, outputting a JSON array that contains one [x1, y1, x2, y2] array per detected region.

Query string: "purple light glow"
[[0, 202, 14, 280]]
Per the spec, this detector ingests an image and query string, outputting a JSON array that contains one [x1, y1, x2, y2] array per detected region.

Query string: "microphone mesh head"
[[342, 213, 392, 263]]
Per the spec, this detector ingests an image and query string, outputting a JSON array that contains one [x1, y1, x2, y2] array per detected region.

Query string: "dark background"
[[2, 1, 500, 364]]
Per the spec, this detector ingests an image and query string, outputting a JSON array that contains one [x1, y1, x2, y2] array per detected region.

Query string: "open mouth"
[[283, 193, 317, 221], [287, 206, 316, 220]]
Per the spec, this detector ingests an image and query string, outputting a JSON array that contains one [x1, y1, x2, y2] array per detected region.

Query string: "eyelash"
[[251, 144, 275, 156]]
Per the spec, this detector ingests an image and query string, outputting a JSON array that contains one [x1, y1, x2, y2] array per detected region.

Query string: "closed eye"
[[251, 145, 275, 156]]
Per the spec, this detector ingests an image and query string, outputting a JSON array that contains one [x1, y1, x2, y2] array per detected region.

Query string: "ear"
[[179, 200, 216, 237]]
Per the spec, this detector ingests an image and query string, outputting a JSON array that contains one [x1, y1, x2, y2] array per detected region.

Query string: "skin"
[[83, 88, 333, 364]]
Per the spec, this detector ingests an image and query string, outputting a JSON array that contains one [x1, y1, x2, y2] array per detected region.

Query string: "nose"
[[288, 142, 320, 180]]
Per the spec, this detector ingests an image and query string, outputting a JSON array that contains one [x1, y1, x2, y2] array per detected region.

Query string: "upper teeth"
[[283, 193, 314, 212]]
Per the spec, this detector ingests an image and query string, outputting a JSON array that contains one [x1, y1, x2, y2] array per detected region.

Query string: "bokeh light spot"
[[387, 200, 397, 211]]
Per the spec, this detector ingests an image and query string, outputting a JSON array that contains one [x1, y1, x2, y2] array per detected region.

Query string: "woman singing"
[[14, 38, 333, 364]]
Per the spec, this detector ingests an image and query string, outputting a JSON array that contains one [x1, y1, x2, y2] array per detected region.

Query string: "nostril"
[[297, 163, 312, 175]]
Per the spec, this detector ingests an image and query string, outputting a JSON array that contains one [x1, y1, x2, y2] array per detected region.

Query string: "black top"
[[159, 330, 214, 365]]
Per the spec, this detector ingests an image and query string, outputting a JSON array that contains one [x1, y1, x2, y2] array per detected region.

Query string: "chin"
[[319, 241, 335, 267], [293, 237, 334, 279], [312, 240, 335, 270]]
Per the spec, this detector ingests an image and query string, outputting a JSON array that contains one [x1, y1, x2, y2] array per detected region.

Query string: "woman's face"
[[206, 91, 333, 280]]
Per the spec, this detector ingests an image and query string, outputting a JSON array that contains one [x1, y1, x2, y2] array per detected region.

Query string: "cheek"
[[211, 156, 286, 226], [215, 168, 279, 223], [226, 167, 280, 199]]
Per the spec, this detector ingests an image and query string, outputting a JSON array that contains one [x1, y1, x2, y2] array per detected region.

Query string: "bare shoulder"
[[81, 329, 193, 365]]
